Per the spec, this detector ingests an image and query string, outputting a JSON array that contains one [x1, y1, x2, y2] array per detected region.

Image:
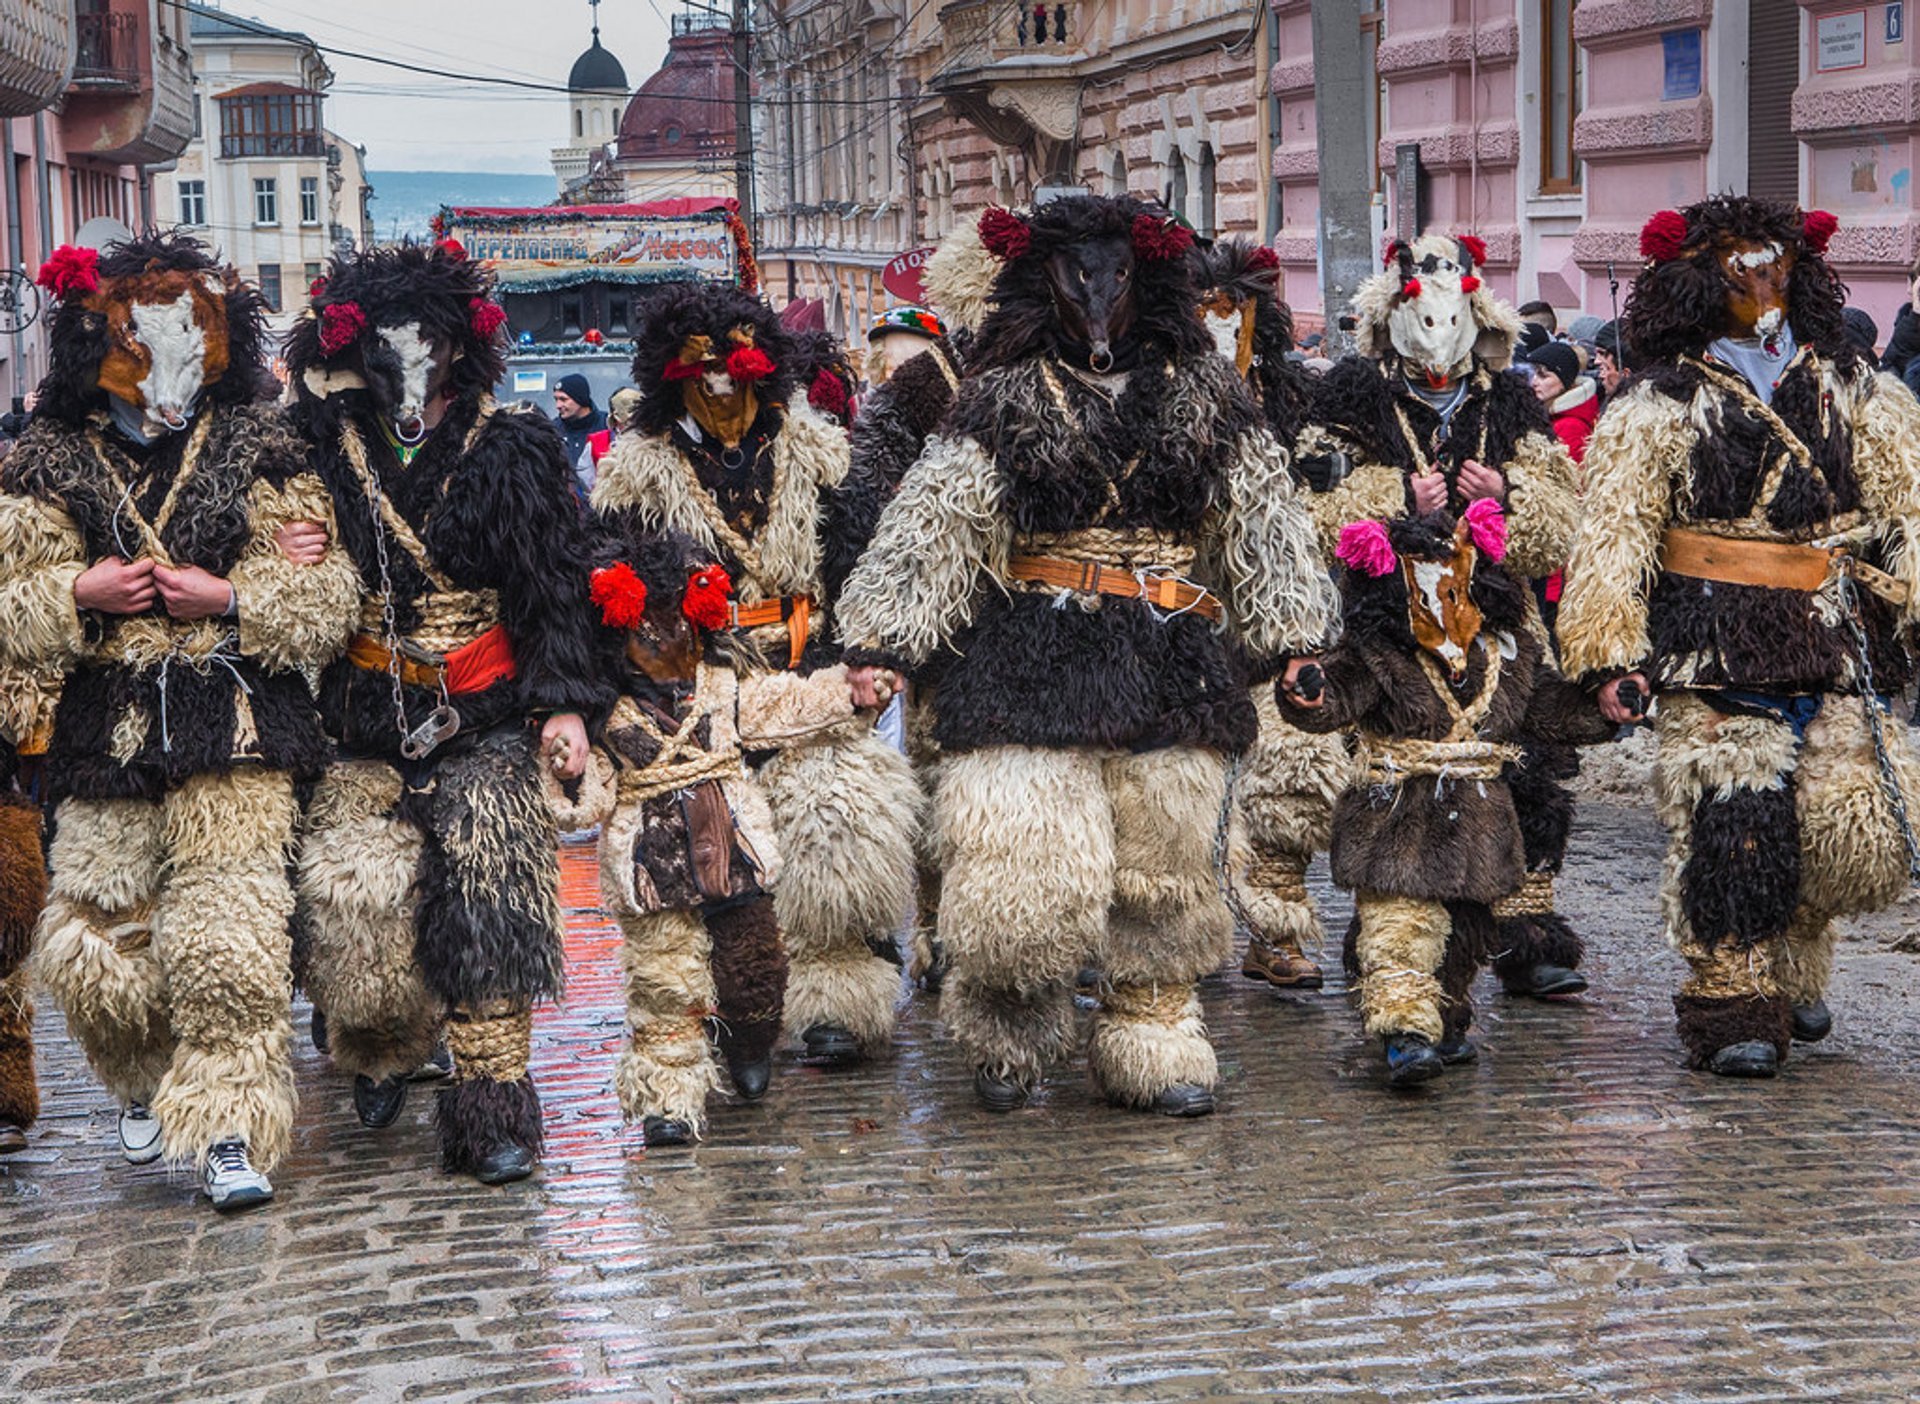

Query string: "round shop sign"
[[0, 270, 40, 335], [882, 246, 936, 306]]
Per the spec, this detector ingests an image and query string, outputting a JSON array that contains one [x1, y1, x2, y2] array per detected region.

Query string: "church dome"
[[569, 36, 628, 93]]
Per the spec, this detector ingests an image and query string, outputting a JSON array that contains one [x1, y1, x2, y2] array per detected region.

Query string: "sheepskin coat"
[[1296, 360, 1580, 582], [836, 351, 1338, 755], [1558, 349, 1920, 694], [1277, 555, 1611, 904], [0, 404, 359, 801], [306, 395, 611, 757]]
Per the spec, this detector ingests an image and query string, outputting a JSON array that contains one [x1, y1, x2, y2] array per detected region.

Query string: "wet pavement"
[[6, 803, 1920, 1402]]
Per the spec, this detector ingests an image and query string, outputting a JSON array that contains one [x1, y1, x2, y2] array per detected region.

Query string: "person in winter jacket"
[[1528, 341, 1599, 465]]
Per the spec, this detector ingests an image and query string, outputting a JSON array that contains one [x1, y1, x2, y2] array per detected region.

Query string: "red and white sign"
[[882, 246, 937, 306]]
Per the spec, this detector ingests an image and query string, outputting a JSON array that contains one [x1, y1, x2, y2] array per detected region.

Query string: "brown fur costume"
[[838, 196, 1336, 1108], [1, 233, 359, 1175], [1558, 196, 1920, 1067]]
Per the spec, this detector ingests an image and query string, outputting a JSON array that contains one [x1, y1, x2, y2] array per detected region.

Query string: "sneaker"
[[203, 1139, 273, 1211], [118, 1103, 163, 1165]]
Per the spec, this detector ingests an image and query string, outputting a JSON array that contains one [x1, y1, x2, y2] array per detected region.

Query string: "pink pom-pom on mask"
[[1463, 497, 1508, 562], [1335, 520, 1398, 577]]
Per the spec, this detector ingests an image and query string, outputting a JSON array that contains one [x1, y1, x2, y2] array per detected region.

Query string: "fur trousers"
[[1349, 892, 1495, 1045], [758, 729, 919, 1055], [903, 690, 945, 985], [0, 795, 46, 1131], [1491, 742, 1585, 983], [1654, 691, 1919, 1065], [1230, 688, 1345, 958], [609, 897, 786, 1136], [32, 767, 298, 1169], [300, 729, 564, 1170], [935, 743, 1234, 1105]]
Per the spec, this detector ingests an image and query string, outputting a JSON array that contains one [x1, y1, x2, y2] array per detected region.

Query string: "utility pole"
[[732, 0, 755, 241], [1310, 2, 1374, 355]]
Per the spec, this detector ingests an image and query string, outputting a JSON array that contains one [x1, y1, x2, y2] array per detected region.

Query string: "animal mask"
[[1041, 235, 1138, 373], [1336, 501, 1508, 680], [1199, 288, 1257, 378], [90, 268, 233, 436], [1349, 232, 1520, 380], [362, 321, 451, 442], [664, 325, 775, 448]]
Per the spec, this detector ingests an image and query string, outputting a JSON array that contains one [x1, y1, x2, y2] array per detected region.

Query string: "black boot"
[[727, 1053, 773, 1101], [1436, 1034, 1478, 1065], [973, 1067, 1030, 1113], [436, 1077, 543, 1182], [1706, 1040, 1780, 1078], [1502, 963, 1588, 999], [1383, 1033, 1445, 1087], [1791, 1000, 1832, 1043], [473, 1143, 535, 1185], [0, 1120, 25, 1155], [310, 1006, 330, 1055], [1146, 1083, 1215, 1118], [642, 1114, 694, 1146], [353, 1073, 409, 1129], [801, 1023, 862, 1066]]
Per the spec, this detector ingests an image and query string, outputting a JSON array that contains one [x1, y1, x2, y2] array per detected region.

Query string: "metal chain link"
[[1837, 567, 1920, 881], [358, 459, 415, 754]]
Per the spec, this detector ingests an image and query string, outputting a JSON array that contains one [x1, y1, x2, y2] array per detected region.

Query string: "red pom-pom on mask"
[[725, 346, 776, 382], [1640, 209, 1690, 262], [682, 566, 733, 631], [319, 301, 368, 356], [435, 238, 468, 262], [808, 371, 849, 419], [978, 206, 1032, 260], [590, 562, 649, 629], [1247, 245, 1281, 273], [1459, 234, 1489, 267], [1803, 209, 1838, 255], [1400, 277, 1423, 300], [1460, 274, 1481, 294], [469, 297, 507, 338], [1131, 214, 1194, 261], [309, 276, 328, 299], [37, 245, 100, 298]]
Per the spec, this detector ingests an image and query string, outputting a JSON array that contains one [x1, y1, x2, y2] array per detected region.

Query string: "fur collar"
[[1549, 378, 1597, 416]]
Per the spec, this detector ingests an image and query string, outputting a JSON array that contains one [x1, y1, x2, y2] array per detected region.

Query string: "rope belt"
[[1008, 529, 1218, 622], [612, 705, 743, 804], [347, 623, 516, 696], [729, 593, 812, 669], [355, 589, 503, 655], [1360, 736, 1522, 784], [1661, 526, 1910, 606]]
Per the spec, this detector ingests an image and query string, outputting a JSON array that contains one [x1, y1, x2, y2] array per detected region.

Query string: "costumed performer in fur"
[[1558, 196, 1920, 1077], [0, 233, 361, 1209], [1297, 231, 1593, 1004], [837, 195, 1337, 1117], [823, 214, 998, 993], [592, 282, 920, 1069], [290, 241, 610, 1184], [0, 677, 50, 1156], [1279, 506, 1612, 1083], [1196, 237, 1346, 992]]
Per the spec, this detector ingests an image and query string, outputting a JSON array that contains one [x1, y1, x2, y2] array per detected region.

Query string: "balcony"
[[932, 1, 1083, 182], [62, 4, 196, 166], [0, 0, 75, 118]]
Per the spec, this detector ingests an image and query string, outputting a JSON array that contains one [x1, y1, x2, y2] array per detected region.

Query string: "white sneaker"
[[118, 1103, 163, 1165], [203, 1139, 273, 1211]]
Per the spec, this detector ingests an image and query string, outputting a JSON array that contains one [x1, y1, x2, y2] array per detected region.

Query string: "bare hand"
[[275, 519, 330, 565], [1410, 471, 1449, 515], [1457, 458, 1507, 504], [1280, 655, 1325, 709], [541, 712, 589, 781], [73, 557, 156, 614], [153, 563, 235, 620], [1598, 672, 1650, 724], [847, 665, 898, 710]]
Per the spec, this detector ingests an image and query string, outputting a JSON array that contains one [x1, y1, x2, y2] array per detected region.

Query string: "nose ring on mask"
[[394, 415, 426, 445], [160, 410, 189, 432], [1089, 349, 1114, 372]]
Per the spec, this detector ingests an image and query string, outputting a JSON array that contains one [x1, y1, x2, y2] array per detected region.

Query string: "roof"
[[616, 28, 734, 162], [444, 198, 737, 221], [187, 2, 314, 46], [213, 81, 321, 100], [569, 35, 628, 93]]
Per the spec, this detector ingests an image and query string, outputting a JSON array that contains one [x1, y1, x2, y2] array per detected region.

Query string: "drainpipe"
[[3, 120, 23, 407], [1467, 25, 1478, 233], [32, 111, 52, 256]]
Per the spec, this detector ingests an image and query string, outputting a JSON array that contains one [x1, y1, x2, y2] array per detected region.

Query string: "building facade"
[[1273, 0, 1920, 336], [1, 0, 197, 410], [152, 3, 371, 343], [551, 13, 629, 196]]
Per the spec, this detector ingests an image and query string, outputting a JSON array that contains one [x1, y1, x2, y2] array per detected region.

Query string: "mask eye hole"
[[1424, 316, 1435, 328]]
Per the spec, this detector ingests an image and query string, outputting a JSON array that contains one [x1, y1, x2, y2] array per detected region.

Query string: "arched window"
[[574, 109, 584, 139], [1108, 149, 1126, 197], [1196, 143, 1216, 238], [1166, 151, 1188, 220], [590, 107, 604, 136]]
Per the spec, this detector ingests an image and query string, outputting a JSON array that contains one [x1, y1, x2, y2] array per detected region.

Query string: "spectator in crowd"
[[583, 386, 642, 498], [1842, 307, 1882, 370], [1516, 319, 1552, 364], [1566, 314, 1604, 351], [551, 373, 606, 483], [1518, 300, 1558, 335], [1883, 257, 1920, 389], [1528, 340, 1598, 465], [0, 391, 35, 439], [1592, 320, 1630, 398]]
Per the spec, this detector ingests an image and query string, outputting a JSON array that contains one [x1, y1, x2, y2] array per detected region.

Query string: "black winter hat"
[[556, 372, 595, 410], [1526, 340, 1582, 391]]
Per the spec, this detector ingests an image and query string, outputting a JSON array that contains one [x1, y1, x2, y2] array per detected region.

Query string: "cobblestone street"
[[7, 803, 1920, 1402]]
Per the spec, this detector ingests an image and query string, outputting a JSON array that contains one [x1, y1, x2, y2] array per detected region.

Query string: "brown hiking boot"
[[1241, 936, 1324, 989]]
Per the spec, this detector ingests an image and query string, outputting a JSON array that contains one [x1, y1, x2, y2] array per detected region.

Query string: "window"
[[608, 294, 631, 335], [217, 88, 323, 159], [1539, 0, 1581, 193], [253, 177, 277, 225], [300, 175, 319, 224], [304, 261, 322, 290], [257, 263, 282, 312], [178, 178, 206, 225], [1166, 151, 1188, 221], [574, 109, 584, 139], [1195, 143, 1217, 239], [1108, 149, 1126, 197]]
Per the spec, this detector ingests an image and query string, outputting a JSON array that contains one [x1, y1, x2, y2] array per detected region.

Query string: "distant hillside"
[[368, 170, 560, 241]]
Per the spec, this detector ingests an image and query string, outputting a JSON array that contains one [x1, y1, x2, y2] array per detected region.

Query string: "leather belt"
[[346, 624, 518, 695], [730, 594, 812, 669], [1660, 527, 1910, 606], [1006, 554, 1223, 622]]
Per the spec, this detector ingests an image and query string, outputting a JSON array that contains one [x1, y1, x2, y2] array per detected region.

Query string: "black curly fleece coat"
[[4, 405, 331, 802]]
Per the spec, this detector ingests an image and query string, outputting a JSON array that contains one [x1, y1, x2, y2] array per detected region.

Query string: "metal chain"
[[358, 454, 415, 754], [1837, 567, 1920, 880], [1213, 753, 1262, 934]]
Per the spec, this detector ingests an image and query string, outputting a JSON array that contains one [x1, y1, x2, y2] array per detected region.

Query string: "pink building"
[[1273, 0, 1920, 337]]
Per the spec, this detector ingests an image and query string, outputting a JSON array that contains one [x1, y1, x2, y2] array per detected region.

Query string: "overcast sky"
[[210, 0, 673, 172]]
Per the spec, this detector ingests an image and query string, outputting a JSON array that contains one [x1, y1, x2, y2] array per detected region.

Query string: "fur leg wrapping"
[[708, 897, 787, 1073], [1101, 747, 1234, 986], [939, 971, 1075, 1085], [0, 969, 37, 1129], [437, 1070, 543, 1174], [1233, 834, 1322, 955], [1231, 692, 1343, 952], [1353, 892, 1450, 1043], [1439, 902, 1494, 1043], [297, 761, 442, 1080], [147, 769, 299, 1171], [32, 796, 173, 1106], [762, 731, 919, 1052], [1089, 983, 1217, 1105], [1795, 696, 1920, 916], [1490, 873, 1585, 979], [1674, 993, 1793, 1067], [615, 907, 721, 1132], [907, 697, 946, 983], [1772, 905, 1839, 1008], [414, 731, 566, 1009]]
